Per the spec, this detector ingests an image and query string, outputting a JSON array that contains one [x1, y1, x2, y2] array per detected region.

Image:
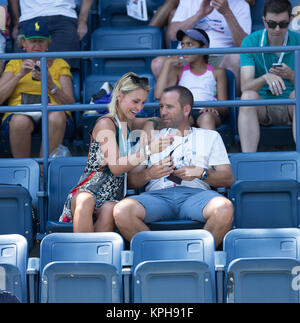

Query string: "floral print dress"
[[59, 116, 129, 223]]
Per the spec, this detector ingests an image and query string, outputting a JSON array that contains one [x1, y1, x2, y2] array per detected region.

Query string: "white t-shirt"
[[146, 127, 230, 191], [172, 0, 251, 48], [19, 0, 77, 22]]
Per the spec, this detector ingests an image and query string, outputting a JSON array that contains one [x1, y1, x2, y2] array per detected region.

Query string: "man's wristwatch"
[[200, 168, 209, 181], [50, 85, 59, 95]]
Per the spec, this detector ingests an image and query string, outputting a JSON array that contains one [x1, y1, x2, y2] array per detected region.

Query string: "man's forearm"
[[128, 168, 151, 189], [204, 168, 234, 188], [223, 10, 248, 46]]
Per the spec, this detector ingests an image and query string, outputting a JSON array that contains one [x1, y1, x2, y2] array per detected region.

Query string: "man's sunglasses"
[[129, 74, 149, 86], [265, 20, 290, 29]]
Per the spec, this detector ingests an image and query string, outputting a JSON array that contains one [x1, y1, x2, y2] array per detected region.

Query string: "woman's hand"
[[18, 59, 35, 78], [149, 134, 174, 155]]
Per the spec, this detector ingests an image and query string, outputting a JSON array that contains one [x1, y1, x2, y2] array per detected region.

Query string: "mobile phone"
[[34, 65, 41, 72], [272, 63, 282, 67], [166, 172, 182, 185]]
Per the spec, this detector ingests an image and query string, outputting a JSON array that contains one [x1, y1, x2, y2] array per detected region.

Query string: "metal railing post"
[[40, 57, 49, 187]]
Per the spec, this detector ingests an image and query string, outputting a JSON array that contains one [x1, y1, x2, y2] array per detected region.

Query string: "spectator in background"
[[155, 28, 228, 130], [0, 0, 7, 74], [238, 0, 300, 152], [151, 0, 252, 94], [9, 0, 93, 70], [149, 0, 179, 47], [0, 18, 75, 158], [290, 4, 300, 33], [113, 85, 234, 247]]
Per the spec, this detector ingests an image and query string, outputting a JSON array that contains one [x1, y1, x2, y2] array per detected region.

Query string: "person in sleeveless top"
[[60, 72, 173, 232], [154, 28, 228, 130]]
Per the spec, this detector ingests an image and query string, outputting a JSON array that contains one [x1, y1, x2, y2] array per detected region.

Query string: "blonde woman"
[[60, 72, 173, 233]]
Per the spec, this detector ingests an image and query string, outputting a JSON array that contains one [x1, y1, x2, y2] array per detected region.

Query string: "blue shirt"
[[241, 29, 300, 99]]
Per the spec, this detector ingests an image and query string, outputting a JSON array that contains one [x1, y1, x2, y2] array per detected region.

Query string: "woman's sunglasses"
[[265, 20, 290, 29], [129, 74, 149, 87]]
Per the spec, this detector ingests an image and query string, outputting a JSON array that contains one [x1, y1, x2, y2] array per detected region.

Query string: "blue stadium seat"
[[228, 151, 300, 229], [47, 157, 87, 233], [130, 230, 216, 303], [250, 0, 264, 32], [98, 0, 164, 27], [0, 159, 41, 249], [90, 26, 162, 75], [39, 232, 124, 303], [0, 234, 28, 303], [223, 228, 300, 303]]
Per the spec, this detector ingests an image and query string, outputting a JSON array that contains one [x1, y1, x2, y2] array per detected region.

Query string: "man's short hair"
[[263, 0, 292, 17], [162, 85, 194, 109]]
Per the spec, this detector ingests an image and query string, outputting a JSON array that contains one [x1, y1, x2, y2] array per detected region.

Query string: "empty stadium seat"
[[98, 0, 164, 27], [130, 230, 216, 303], [228, 151, 300, 229], [0, 159, 41, 249], [47, 157, 87, 233], [39, 232, 124, 303], [90, 26, 162, 75], [223, 228, 300, 303], [0, 234, 28, 303]]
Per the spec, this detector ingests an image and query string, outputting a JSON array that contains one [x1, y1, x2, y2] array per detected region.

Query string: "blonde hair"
[[108, 72, 150, 117]]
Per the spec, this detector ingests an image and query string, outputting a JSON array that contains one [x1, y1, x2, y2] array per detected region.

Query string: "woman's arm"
[[0, 59, 34, 104], [48, 74, 75, 105], [93, 117, 173, 176], [154, 56, 181, 99]]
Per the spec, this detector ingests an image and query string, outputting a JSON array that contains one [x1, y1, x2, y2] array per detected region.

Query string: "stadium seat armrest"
[[27, 257, 40, 303], [215, 251, 226, 303], [122, 267, 132, 303]]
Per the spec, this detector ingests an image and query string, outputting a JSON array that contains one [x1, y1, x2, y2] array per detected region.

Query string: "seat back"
[[0, 159, 40, 247], [98, 0, 164, 27], [224, 228, 300, 264], [229, 151, 300, 229], [47, 157, 87, 232], [0, 158, 40, 210], [131, 230, 216, 302], [0, 234, 28, 302], [91, 26, 162, 74], [40, 232, 124, 303], [223, 228, 300, 302]]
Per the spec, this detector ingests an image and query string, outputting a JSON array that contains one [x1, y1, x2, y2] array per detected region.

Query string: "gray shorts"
[[130, 186, 221, 224]]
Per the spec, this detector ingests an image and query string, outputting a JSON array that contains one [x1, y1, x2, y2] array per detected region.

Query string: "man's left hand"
[[269, 63, 294, 82], [173, 166, 204, 181]]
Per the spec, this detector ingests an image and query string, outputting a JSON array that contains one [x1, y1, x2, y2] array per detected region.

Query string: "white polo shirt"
[[146, 127, 230, 191], [172, 0, 252, 48]]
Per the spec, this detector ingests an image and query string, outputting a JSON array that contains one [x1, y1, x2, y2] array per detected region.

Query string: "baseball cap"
[[22, 19, 50, 40], [176, 28, 209, 47]]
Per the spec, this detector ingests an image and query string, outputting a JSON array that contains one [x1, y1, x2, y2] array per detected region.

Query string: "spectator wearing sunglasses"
[[238, 0, 300, 152], [60, 72, 173, 232]]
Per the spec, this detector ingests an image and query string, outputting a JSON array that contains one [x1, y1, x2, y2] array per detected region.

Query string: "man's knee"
[[113, 198, 145, 226], [204, 197, 234, 226], [240, 90, 260, 101]]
